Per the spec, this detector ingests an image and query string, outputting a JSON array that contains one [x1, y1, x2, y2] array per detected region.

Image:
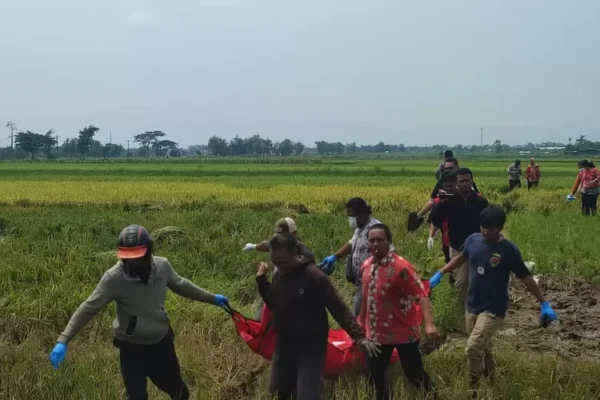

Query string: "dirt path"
[[430, 276, 600, 361]]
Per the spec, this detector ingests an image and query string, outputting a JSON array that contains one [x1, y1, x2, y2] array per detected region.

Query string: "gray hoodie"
[[57, 256, 216, 345]]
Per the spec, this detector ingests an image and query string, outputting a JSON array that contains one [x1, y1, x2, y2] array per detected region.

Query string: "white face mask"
[[349, 217, 358, 229]]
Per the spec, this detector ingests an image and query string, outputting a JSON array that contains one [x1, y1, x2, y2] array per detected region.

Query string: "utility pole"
[[5, 120, 16, 149], [56, 135, 60, 156], [127, 140, 130, 157], [480, 127, 483, 147]]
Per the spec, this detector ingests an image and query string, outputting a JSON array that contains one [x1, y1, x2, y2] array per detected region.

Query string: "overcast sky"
[[1, 0, 599, 147]]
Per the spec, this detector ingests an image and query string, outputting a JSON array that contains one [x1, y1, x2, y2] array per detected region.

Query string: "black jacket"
[[256, 257, 365, 345], [431, 191, 489, 250]]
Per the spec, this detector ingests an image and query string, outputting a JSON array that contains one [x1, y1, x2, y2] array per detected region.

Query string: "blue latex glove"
[[429, 271, 444, 289], [214, 294, 229, 308], [321, 255, 337, 276], [566, 194, 575, 201], [49, 342, 68, 369], [540, 301, 557, 322]]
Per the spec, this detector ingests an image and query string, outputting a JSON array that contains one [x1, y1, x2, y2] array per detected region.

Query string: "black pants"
[[269, 339, 326, 400], [508, 180, 521, 191], [115, 330, 189, 400], [581, 193, 598, 216], [527, 180, 539, 190], [367, 342, 434, 400]]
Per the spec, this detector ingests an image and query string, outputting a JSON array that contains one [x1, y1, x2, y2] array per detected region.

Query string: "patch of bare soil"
[[503, 276, 600, 360]]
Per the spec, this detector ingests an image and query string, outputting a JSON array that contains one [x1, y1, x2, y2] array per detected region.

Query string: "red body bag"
[[230, 280, 430, 379]]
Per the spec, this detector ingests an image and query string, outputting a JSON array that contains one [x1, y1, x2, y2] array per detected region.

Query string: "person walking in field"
[[507, 159, 522, 191], [256, 234, 380, 400], [49, 225, 230, 400], [568, 160, 600, 216], [429, 205, 557, 399], [414, 157, 480, 222], [434, 149, 453, 180], [525, 158, 541, 190], [321, 197, 394, 316], [243, 217, 315, 319], [427, 171, 458, 264], [360, 223, 439, 400], [430, 168, 489, 313]]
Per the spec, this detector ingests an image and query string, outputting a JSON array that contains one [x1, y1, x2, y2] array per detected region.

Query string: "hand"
[[257, 262, 269, 276], [321, 263, 335, 276], [427, 236, 435, 250], [214, 294, 229, 308], [322, 255, 337, 265], [359, 339, 382, 358], [49, 342, 68, 369], [242, 243, 256, 252], [425, 323, 440, 340], [566, 194, 575, 201], [429, 271, 444, 289], [540, 301, 557, 324]]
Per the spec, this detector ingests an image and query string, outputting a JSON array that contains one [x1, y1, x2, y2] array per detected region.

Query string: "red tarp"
[[230, 280, 430, 379]]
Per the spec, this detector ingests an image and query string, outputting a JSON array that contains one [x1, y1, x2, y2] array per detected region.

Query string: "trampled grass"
[[1, 156, 599, 399]]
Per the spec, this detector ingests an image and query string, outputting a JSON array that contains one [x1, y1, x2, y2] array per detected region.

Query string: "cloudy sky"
[[1, 0, 599, 147]]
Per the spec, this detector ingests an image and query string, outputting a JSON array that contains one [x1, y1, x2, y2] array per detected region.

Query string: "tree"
[[229, 136, 246, 155], [5, 120, 17, 149], [346, 142, 357, 153], [77, 125, 100, 156], [89, 140, 104, 157], [207, 136, 229, 156], [292, 141, 305, 155], [375, 141, 390, 153], [15, 131, 46, 158], [156, 140, 177, 156], [42, 129, 57, 158], [493, 139, 502, 154], [102, 143, 125, 158], [278, 139, 294, 156], [61, 138, 78, 158], [134, 131, 167, 156]]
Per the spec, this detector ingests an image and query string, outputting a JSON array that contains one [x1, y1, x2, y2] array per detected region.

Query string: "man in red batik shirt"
[[359, 223, 439, 400]]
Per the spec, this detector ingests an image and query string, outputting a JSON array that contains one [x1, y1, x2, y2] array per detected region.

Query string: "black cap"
[[117, 225, 152, 259]]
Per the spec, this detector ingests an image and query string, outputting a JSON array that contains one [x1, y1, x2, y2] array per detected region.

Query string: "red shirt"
[[358, 252, 427, 344], [433, 197, 450, 247], [526, 164, 541, 181], [572, 168, 600, 194]]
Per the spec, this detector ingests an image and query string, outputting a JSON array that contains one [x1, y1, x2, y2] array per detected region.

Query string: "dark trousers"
[[367, 342, 433, 400], [581, 193, 598, 216], [527, 180, 539, 190], [115, 330, 189, 400], [508, 180, 521, 191], [269, 339, 326, 400]]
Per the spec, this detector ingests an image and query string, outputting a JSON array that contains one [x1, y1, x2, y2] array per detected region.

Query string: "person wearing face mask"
[[430, 168, 489, 314], [48, 225, 229, 400], [360, 223, 439, 400], [321, 197, 394, 316], [257, 234, 381, 400], [429, 206, 557, 398]]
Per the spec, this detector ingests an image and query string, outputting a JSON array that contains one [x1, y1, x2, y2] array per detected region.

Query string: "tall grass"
[[0, 158, 597, 399]]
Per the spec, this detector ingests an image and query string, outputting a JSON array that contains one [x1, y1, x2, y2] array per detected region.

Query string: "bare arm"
[[428, 224, 438, 238], [255, 240, 269, 252], [520, 275, 546, 303], [418, 199, 435, 218], [440, 253, 467, 274], [334, 242, 352, 259], [419, 296, 435, 326]]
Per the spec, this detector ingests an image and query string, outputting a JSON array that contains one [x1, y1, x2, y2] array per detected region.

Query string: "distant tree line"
[[206, 134, 305, 156], [2, 119, 599, 160]]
